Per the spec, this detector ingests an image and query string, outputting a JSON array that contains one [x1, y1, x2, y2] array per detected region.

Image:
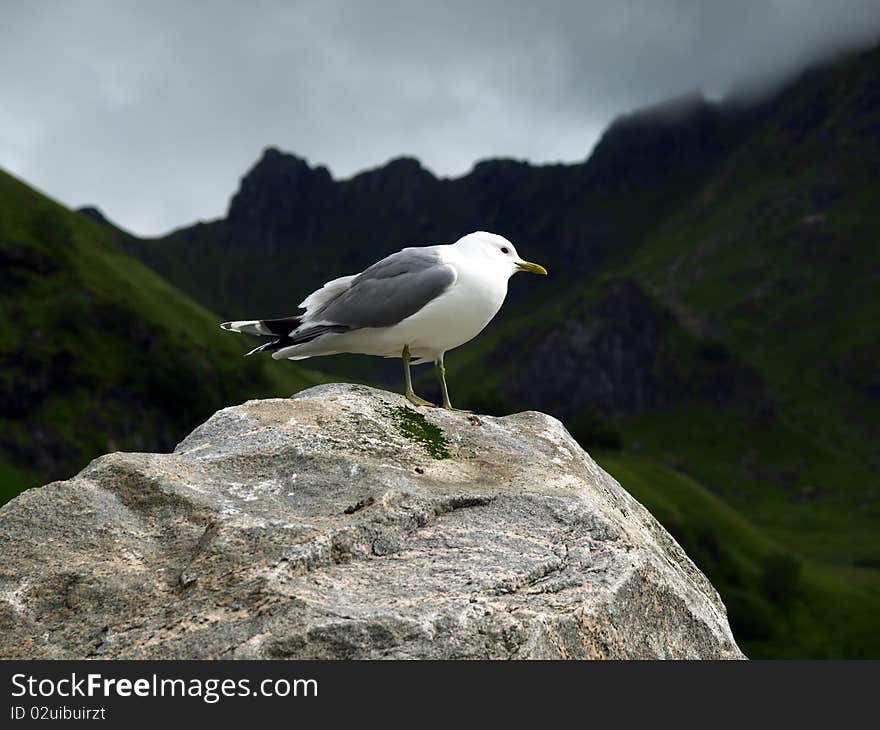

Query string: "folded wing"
[[312, 247, 456, 328]]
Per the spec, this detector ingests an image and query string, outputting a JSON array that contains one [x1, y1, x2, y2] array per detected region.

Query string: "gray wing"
[[313, 247, 456, 328]]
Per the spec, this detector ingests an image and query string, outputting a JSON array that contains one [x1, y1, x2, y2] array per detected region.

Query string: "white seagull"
[[221, 231, 548, 408]]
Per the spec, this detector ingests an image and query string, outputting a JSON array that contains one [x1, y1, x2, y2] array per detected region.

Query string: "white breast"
[[399, 246, 509, 360]]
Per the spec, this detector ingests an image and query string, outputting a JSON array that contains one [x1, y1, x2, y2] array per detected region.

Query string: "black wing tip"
[[260, 315, 303, 336]]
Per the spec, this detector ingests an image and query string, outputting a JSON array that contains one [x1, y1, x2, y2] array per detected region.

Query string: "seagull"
[[220, 231, 547, 409]]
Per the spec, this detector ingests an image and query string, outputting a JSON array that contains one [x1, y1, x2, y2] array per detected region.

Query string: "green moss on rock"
[[387, 406, 450, 459]]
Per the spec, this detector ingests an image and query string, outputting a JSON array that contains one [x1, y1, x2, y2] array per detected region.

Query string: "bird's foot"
[[442, 403, 472, 413], [405, 391, 436, 408]]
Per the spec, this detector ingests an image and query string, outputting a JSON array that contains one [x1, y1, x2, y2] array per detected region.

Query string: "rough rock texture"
[[0, 384, 743, 659]]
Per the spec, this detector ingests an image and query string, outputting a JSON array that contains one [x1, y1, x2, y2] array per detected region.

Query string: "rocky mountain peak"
[[585, 91, 730, 186], [226, 147, 336, 247]]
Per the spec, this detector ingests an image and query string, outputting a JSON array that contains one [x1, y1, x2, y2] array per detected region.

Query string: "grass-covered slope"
[[443, 47, 880, 657], [627, 50, 880, 464], [597, 454, 880, 658], [610, 52, 880, 657], [446, 274, 879, 657], [0, 169, 325, 504]]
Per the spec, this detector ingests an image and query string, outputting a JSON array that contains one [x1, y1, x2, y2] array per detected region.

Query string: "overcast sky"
[[2, 0, 880, 236]]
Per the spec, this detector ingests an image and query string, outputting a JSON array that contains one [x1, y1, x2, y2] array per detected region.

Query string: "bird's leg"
[[436, 354, 453, 409], [402, 345, 435, 407], [435, 354, 470, 412]]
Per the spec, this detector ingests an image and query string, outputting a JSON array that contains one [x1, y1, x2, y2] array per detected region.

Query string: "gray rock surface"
[[0, 384, 744, 659]]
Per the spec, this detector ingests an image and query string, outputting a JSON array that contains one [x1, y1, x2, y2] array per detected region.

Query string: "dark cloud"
[[2, 0, 879, 235]]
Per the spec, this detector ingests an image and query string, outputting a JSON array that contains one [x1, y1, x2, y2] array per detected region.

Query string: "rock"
[[0, 384, 744, 659]]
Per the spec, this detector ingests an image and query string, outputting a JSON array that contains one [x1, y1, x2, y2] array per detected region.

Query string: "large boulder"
[[0, 384, 743, 659]]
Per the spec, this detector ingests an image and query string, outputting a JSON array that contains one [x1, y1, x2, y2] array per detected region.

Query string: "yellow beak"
[[516, 260, 548, 276]]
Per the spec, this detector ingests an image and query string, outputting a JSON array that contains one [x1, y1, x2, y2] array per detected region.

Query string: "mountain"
[[452, 45, 880, 657], [0, 169, 325, 505], [126, 89, 767, 386], [130, 95, 752, 310], [117, 43, 880, 658]]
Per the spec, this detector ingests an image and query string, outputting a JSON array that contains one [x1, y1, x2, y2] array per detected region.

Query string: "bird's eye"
[[500, 247, 509, 254]]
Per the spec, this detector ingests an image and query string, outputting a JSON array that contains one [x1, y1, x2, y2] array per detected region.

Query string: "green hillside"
[[614, 55, 880, 656], [0, 169, 325, 504], [597, 454, 879, 658], [443, 49, 880, 657], [447, 289, 879, 658]]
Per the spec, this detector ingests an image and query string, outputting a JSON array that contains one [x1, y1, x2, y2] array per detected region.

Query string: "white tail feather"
[[220, 320, 270, 336]]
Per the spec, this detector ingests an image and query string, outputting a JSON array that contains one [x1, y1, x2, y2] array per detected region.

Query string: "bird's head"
[[453, 231, 548, 278]]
